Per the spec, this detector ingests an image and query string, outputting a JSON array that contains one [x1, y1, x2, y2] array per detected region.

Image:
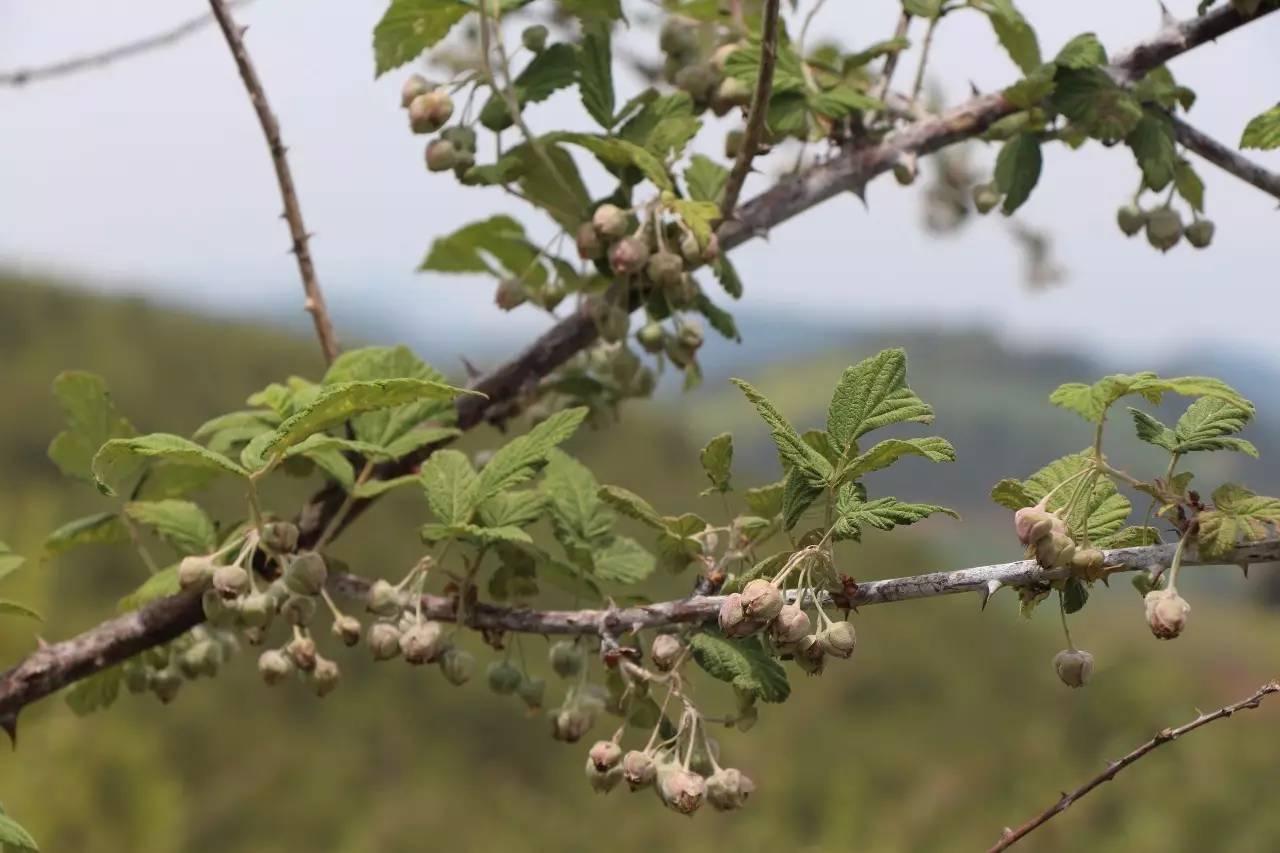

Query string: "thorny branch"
[[1, 0, 1277, 727], [719, 0, 782, 220], [1170, 115, 1280, 203], [207, 0, 341, 365], [989, 681, 1280, 851]]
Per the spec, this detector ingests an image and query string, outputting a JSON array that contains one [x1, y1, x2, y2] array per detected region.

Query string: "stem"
[[1166, 528, 1193, 592], [1058, 593, 1074, 650], [120, 514, 160, 575], [315, 461, 375, 551], [719, 0, 782, 220], [909, 15, 940, 104]]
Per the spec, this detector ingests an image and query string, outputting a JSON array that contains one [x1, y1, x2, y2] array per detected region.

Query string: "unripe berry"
[[331, 614, 362, 647], [588, 740, 623, 772], [973, 182, 1001, 214], [521, 24, 549, 52], [636, 322, 666, 354], [1014, 505, 1057, 546], [494, 277, 527, 311], [408, 90, 454, 134], [770, 604, 811, 646], [367, 579, 402, 617], [1185, 218, 1215, 248], [714, 77, 752, 111], [666, 274, 699, 309], [796, 635, 825, 675], [1116, 203, 1145, 236], [265, 578, 291, 609], [178, 640, 218, 679], [144, 646, 171, 670], [517, 675, 546, 711], [238, 592, 274, 629], [486, 659, 523, 694], [425, 138, 457, 172], [260, 521, 300, 554], [576, 222, 604, 259], [123, 660, 150, 694], [311, 657, 341, 697], [368, 621, 402, 661], [609, 237, 650, 277], [400, 73, 430, 109], [679, 231, 702, 265], [591, 204, 630, 239], [178, 555, 216, 589], [259, 649, 293, 686], [677, 321, 704, 352], [597, 304, 630, 344], [657, 765, 706, 815], [1144, 589, 1190, 639], [284, 552, 327, 597], [213, 564, 250, 598], [585, 758, 624, 793], [674, 63, 719, 104], [893, 156, 918, 185], [622, 750, 657, 790], [741, 579, 783, 621], [706, 767, 755, 811], [441, 125, 477, 152], [552, 706, 594, 742], [818, 620, 857, 658], [203, 589, 237, 627], [1035, 531, 1076, 569], [286, 635, 317, 671], [650, 634, 684, 672], [724, 128, 745, 159], [150, 668, 182, 704], [1145, 206, 1183, 252], [646, 250, 685, 289], [549, 640, 585, 678], [718, 592, 750, 637], [658, 17, 698, 58], [439, 647, 475, 685], [281, 594, 316, 627], [1053, 648, 1094, 688], [451, 148, 475, 179], [401, 620, 445, 664]]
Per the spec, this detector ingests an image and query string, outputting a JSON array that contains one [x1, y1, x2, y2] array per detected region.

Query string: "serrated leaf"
[[117, 565, 180, 612], [297, 446, 356, 491], [421, 522, 532, 546], [47, 371, 137, 483], [511, 143, 592, 230], [322, 346, 456, 446], [0, 599, 42, 622], [0, 813, 40, 851], [133, 461, 222, 501], [476, 407, 588, 502], [1173, 159, 1205, 212], [994, 133, 1042, 214], [420, 215, 533, 274], [598, 484, 665, 530], [477, 490, 547, 529], [593, 535, 654, 584], [1014, 451, 1132, 540], [1054, 33, 1106, 69], [43, 512, 128, 556], [974, 0, 1041, 73], [695, 292, 740, 343], [192, 410, 277, 441], [420, 449, 480, 526], [833, 496, 958, 541], [669, 199, 720, 250], [549, 132, 673, 192], [700, 433, 733, 493], [685, 155, 729, 205], [1003, 63, 1055, 109], [1126, 110, 1176, 191], [353, 473, 420, 499], [1052, 67, 1142, 140], [1240, 104, 1280, 150], [1050, 373, 1252, 423], [1170, 397, 1257, 456], [826, 349, 934, 451], [837, 436, 956, 484], [65, 665, 121, 716], [543, 449, 614, 547], [93, 434, 247, 496], [124, 501, 216, 556], [1096, 526, 1160, 548], [479, 43, 578, 126], [733, 379, 833, 483], [618, 91, 700, 160], [990, 478, 1034, 511], [372, 0, 470, 77], [578, 20, 614, 128], [808, 85, 884, 119], [781, 467, 824, 530], [1197, 483, 1280, 559], [688, 633, 790, 703], [1129, 408, 1177, 452], [713, 258, 744, 299], [744, 481, 785, 518]]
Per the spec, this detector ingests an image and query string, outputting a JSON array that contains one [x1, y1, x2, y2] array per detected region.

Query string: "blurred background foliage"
[[2, 269, 1278, 852]]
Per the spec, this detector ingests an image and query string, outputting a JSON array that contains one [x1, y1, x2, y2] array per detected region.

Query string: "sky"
[[2, 0, 1278, 364]]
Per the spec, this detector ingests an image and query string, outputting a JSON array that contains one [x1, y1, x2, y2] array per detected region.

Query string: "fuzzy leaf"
[[1171, 397, 1257, 456], [826, 348, 934, 449], [1126, 110, 1177, 191], [700, 433, 733, 493], [43, 512, 128, 556], [117, 565, 180, 612], [834, 496, 958, 541], [578, 20, 615, 128], [1061, 578, 1089, 613], [543, 450, 614, 547], [478, 43, 578, 126], [1129, 408, 1177, 452], [733, 380, 833, 483], [1054, 33, 1106, 69], [93, 434, 247, 496], [419, 449, 480, 526], [744, 481, 785, 519], [1049, 373, 1251, 423], [421, 523, 532, 546], [1012, 451, 1132, 540], [1096, 526, 1160, 548], [421, 215, 536, 275], [593, 535, 654, 584], [688, 633, 790, 703], [1240, 104, 1280, 150], [0, 814, 40, 852], [598, 485, 665, 530], [685, 155, 729, 205], [974, 0, 1041, 73], [0, 599, 42, 623], [1173, 159, 1205, 212], [781, 467, 824, 530], [65, 665, 121, 716], [994, 133, 1042, 214], [354, 473, 421, 499], [990, 478, 1034, 511], [550, 132, 673, 192], [124, 501, 217, 556], [476, 407, 588, 502], [477, 490, 547, 529], [1197, 484, 1280, 559], [373, 0, 470, 77], [1052, 68, 1142, 140], [322, 346, 455, 446], [838, 437, 955, 483], [47, 371, 137, 483]]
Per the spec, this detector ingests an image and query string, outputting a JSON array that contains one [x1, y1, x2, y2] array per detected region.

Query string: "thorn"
[[460, 356, 482, 380], [980, 579, 1003, 610], [1158, 1, 1176, 27], [969, 81, 981, 97], [849, 183, 868, 208], [35, 635, 50, 650], [1238, 561, 1250, 579], [0, 712, 16, 748]]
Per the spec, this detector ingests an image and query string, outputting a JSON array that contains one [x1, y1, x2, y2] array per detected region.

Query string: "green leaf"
[[0, 813, 40, 851], [192, 410, 277, 442], [1003, 63, 1056, 109], [808, 85, 884, 119], [826, 348, 934, 449], [47, 371, 136, 483], [1051, 67, 1142, 140], [1197, 484, 1280, 560], [421, 215, 532, 274], [421, 522, 533, 546], [598, 484, 666, 530], [669, 199, 721, 251], [1061, 578, 1089, 613], [477, 490, 547, 529], [480, 43, 578, 127], [1129, 408, 1177, 452], [0, 599, 42, 623], [476, 407, 588, 502], [510, 143, 593, 230], [43, 512, 128, 556], [618, 92, 701, 160], [1172, 159, 1205, 213], [694, 292, 741, 343], [974, 0, 1041, 73], [1126, 110, 1177, 191], [118, 565, 180, 612], [837, 436, 956, 483], [833, 496, 958, 541], [543, 450, 614, 547], [1170, 397, 1257, 456], [1054, 33, 1106, 69], [262, 379, 469, 461], [721, 551, 790, 595], [688, 633, 790, 703], [1007, 451, 1131, 540], [732, 379, 833, 483], [1050, 373, 1252, 423], [1240, 104, 1280, 150], [990, 478, 1034, 511], [593, 535, 654, 584], [902, 0, 941, 18], [373, 0, 470, 77], [353, 473, 421, 499], [419, 449, 480, 526], [699, 433, 733, 493], [713, 258, 744, 300], [65, 666, 122, 716], [994, 133, 1042, 214], [781, 467, 824, 530], [1096, 526, 1160, 548], [124, 500, 217, 555], [383, 426, 462, 459], [578, 20, 614, 128], [93, 434, 247, 496], [685, 155, 729, 205], [322, 346, 456, 446], [0, 541, 26, 583], [549, 132, 673, 192], [744, 481, 784, 518]]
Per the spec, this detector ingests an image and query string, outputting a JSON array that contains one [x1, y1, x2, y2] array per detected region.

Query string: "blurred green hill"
[[1, 270, 1278, 852]]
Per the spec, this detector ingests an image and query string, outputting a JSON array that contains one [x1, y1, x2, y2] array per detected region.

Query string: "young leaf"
[[833, 496, 958, 541], [1054, 33, 1106, 69], [93, 434, 248, 496], [507, 142, 593, 230], [1004, 451, 1131, 540], [1173, 159, 1205, 212], [476, 407, 588, 502], [577, 20, 615, 129], [421, 215, 536, 275], [0, 812, 40, 852], [477, 490, 547, 529], [733, 379, 833, 483], [1051, 68, 1143, 140], [419, 449, 481, 526], [543, 449, 614, 547], [781, 467, 825, 530], [826, 348, 934, 449], [65, 665, 122, 716], [1169, 399, 1258, 457], [598, 484, 666, 530], [685, 155, 729, 205], [593, 536, 654, 584], [479, 44, 578, 125], [1061, 578, 1089, 613], [47, 371, 136, 483], [0, 541, 26, 583], [688, 633, 790, 703], [1240, 104, 1280, 150], [43, 512, 128, 556], [836, 436, 956, 483], [1125, 110, 1177, 191], [1197, 484, 1280, 559], [353, 473, 421, 500], [124, 501, 217, 556], [973, 0, 1042, 73], [421, 522, 533, 546], [117, 565, 180, 612], [1095, 526, 1160, 548], [0, 599, 42, 623], [322, 346, 456, 446], [700, 433, 733, 493], [1128, 408, 1177, 452], [373, 0, 470, 77], [1050, 373, 1251, 423], [549, 132, 673, 192], [994, 133, 1042, 214], [990, 478, 1034, 511], [383, 426, 462, 460], [744, 481, 785, 519]]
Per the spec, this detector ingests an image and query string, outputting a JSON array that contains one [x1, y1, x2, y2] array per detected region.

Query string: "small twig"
[[1169, 115, 1280, 204], [0, 2, 250, 87], [719, 0, 782, 220], [207, 0, 341, 365], [989, 681, 1280, 851], [909, 15, 941, 105], [871, 11, 914, 108]]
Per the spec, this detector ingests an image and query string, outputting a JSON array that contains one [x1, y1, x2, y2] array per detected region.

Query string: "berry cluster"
[[1115, 203, 1214, 252]]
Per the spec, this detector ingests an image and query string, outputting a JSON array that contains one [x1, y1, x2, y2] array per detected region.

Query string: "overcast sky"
[[2, 0, 1277, 363]]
